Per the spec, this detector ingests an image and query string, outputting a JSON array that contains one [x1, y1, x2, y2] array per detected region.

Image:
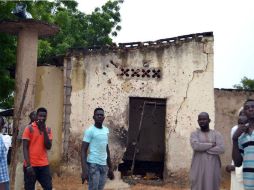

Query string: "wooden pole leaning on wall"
[[10, 78, 29, 184]]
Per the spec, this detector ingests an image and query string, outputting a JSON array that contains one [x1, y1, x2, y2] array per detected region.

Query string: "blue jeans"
[[88, 163, 108, 190]]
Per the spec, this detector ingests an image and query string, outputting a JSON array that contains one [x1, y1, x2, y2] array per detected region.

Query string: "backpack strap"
[[28, 124, 33, 133], [47, 128, 51, 134]]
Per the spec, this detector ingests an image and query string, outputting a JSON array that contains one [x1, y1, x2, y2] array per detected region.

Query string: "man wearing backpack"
[[22, 107, 53, 190]]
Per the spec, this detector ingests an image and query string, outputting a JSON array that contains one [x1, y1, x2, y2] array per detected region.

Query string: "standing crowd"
[[0, 107, 113, 190], [190, 99, 254, 190], [0, 99, 253, 190]]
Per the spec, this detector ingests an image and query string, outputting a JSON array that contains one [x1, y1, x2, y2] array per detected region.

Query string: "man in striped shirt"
[[233, 99, 254, 190]]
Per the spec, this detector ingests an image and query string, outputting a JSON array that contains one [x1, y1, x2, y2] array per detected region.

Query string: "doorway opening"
[[119, 97, 166, 179]]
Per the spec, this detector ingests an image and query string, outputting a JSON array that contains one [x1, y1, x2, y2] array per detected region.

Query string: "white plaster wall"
[[68, 36, 214, 174]]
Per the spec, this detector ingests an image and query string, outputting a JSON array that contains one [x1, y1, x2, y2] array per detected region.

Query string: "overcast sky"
[[77, 0, 254, 88]]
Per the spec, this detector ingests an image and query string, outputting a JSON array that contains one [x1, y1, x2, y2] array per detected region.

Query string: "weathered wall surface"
[[214, 89, 254, 167], [35, 66, 64, 170], [33, 35, 254, 183], [62, 32, 214, 177]]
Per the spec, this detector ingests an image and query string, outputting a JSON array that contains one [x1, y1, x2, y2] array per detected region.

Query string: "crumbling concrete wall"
[[33, 34, 254, 183], [214, 89, 254, 168], [35, 66, 64, 170], [62, 32, 214, 178]]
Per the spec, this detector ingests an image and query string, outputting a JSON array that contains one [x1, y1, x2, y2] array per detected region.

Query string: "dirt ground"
[[35, 174, 230, 190], [51, 176, 187, 190]]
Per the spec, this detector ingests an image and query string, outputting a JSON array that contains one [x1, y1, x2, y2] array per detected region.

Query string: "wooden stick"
[[10, 78, 29, 185], [130, 101, 146, 176]]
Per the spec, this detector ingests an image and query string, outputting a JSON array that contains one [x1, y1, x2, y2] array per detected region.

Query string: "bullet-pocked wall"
[[62, 32, 215, 178]]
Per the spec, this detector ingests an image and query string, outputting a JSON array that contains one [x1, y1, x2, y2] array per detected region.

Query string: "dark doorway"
[[119, 97, 166, 179]]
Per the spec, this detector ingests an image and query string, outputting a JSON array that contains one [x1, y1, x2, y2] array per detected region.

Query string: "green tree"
[[0, 2, 17, 108], [0, 0, 122, 109], [233, 77, 254, 90]]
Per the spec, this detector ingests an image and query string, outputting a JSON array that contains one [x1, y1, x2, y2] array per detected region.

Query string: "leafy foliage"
[[0, 0, 122, 109], [233, 77, 254, 90]]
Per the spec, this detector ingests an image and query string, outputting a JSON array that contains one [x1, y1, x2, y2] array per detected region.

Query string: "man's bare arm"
[[107, 145, 114, 180], [232, 127, 244, 167], [43, 129, 52, 150], [23, 139, 30, 166], [81, 141, 89, 183]]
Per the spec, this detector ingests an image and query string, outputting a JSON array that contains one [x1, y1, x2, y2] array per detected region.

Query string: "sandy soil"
[[33, 174, 230, 190], [51, 177, 188, 190]]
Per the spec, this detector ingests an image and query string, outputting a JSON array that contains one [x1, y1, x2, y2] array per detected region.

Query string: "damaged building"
[[34, 32, 215, 180]]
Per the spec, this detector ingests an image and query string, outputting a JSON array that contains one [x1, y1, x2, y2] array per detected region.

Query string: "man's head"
[[29, 111, 37, 123], [0, 116, 5, 131], [243, 99, 254, 120], [238, 115, 248, 125], [239, 109, 245, 116], [36, 107, 47, 123], [198, 112, 211, 131], [93, 108, 105, 126]]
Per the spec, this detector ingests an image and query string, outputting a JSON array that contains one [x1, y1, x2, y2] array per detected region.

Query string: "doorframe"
[[127, 96, 167, 178]]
